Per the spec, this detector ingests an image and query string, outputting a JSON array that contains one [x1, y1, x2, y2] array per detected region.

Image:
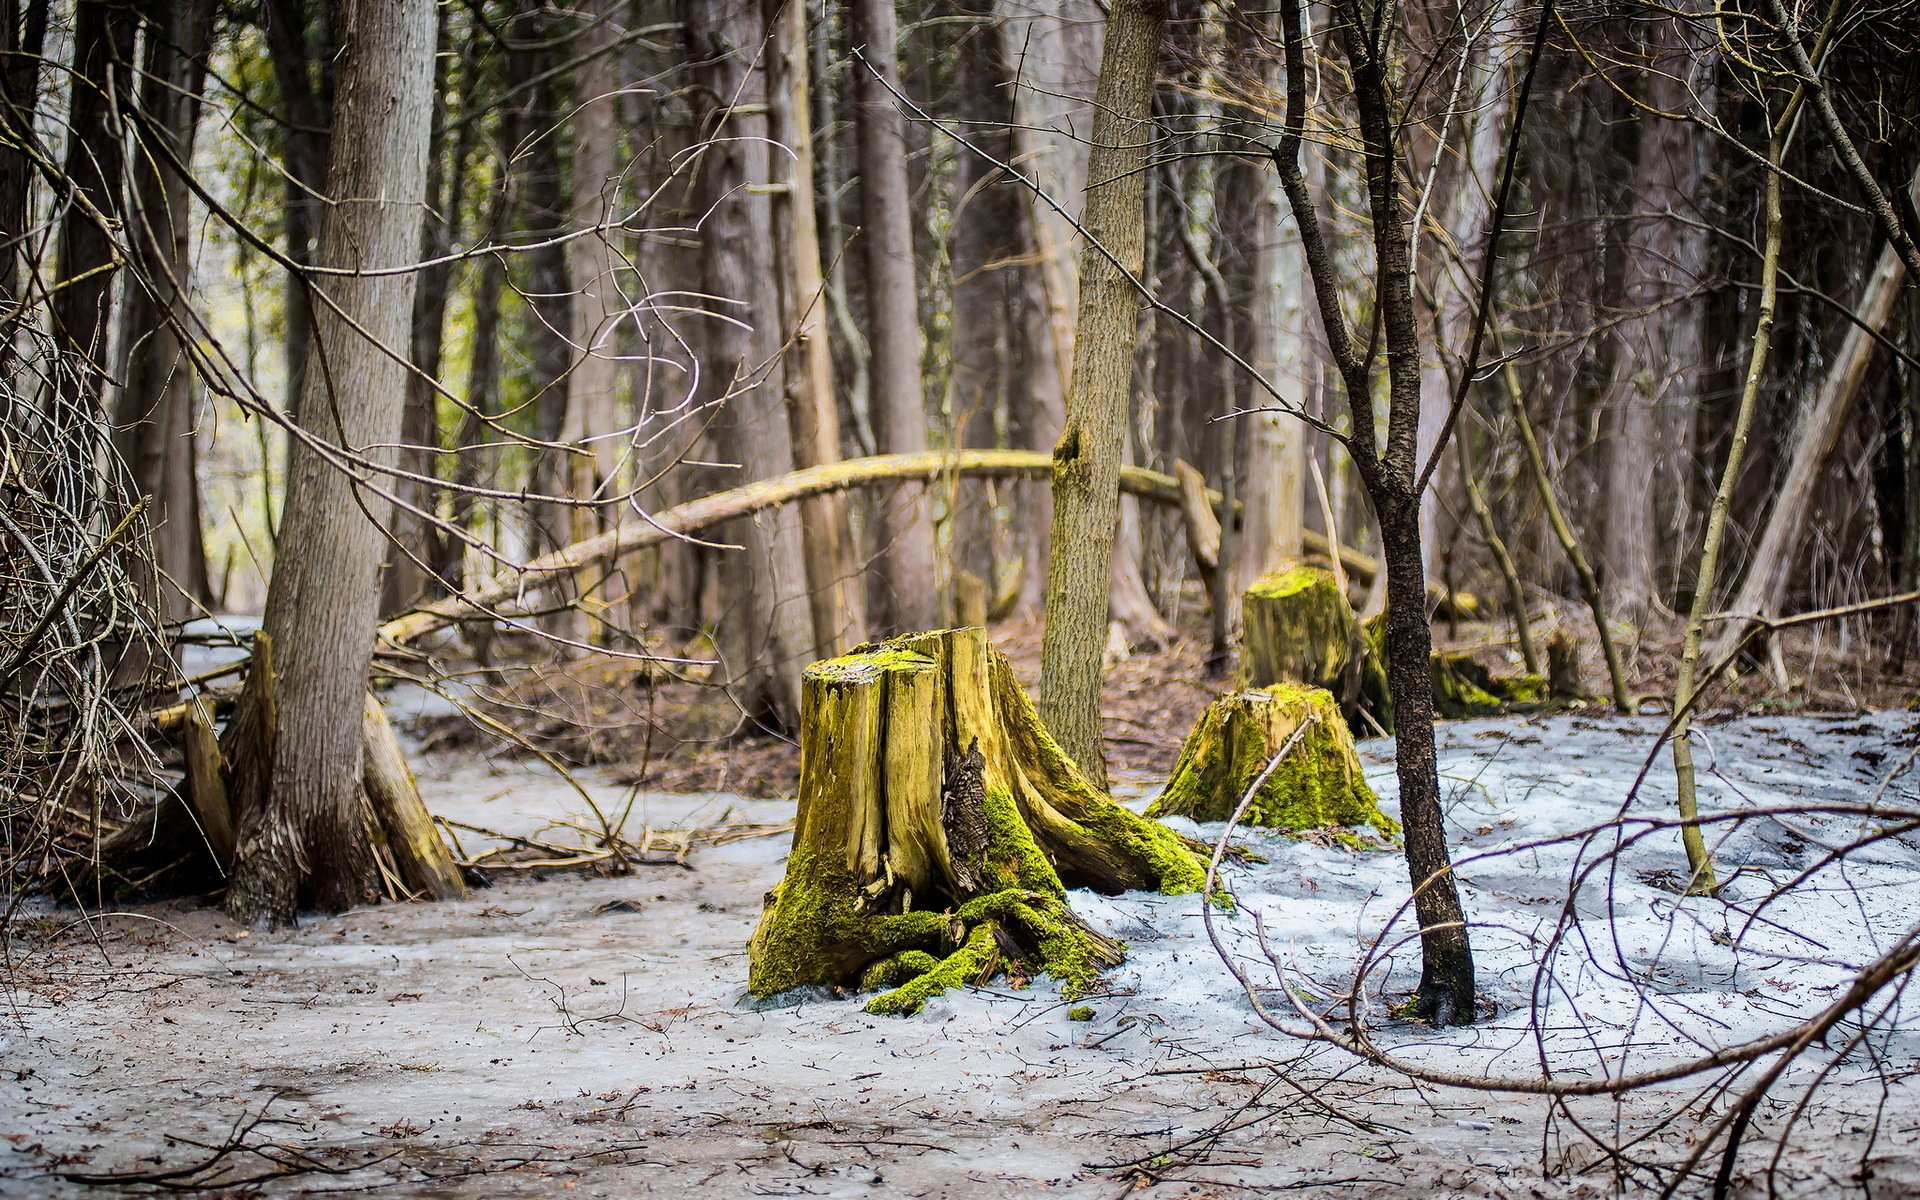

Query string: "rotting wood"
[[361, 692, 467, 901], [746, 626, 1205, 1015]]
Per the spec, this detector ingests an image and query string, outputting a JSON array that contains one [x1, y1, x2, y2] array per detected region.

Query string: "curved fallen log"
[[375, 451, 1426, 648], [746, 627, 1206, 1015]]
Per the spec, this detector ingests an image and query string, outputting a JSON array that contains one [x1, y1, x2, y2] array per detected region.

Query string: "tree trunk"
[[746, 627, 1203, 1014], [260, 0, 332, 426], [1709, 162, 1920, 664], [114, 0, 217, 641], [0, 0, 50, 306], [559, 0, 625, 643], [49, 0, 135, 416], [852, 0, 939, 635], [224, 0, 437, 926], [1598, 15, 1715, 621], [766, 0, 866, 655], [689, 0, 819, 728], [1036, 0, 1167, 789]]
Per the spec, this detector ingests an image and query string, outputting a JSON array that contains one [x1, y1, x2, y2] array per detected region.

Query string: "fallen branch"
[[375, 451, 1439, 648]]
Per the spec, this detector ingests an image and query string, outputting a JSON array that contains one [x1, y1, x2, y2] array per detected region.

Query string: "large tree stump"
[[1147, 686, 1396, 843], [747, 627, 1207, 1015]]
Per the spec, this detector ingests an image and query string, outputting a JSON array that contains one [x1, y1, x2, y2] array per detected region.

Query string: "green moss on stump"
[[1242, 566, 1356, 695], [746, 627, 1206, 1017], [1147, 686, 1397, 842]]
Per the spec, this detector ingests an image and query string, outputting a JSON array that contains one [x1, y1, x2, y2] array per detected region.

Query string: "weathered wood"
[[1241, 565, 1356, 694], [1147, 686, 1395, 841], [361, 693, 467, 901], [375, 451, 1427, 648], [180, 701, 234, 869], [747, 627, 1203, 1015]]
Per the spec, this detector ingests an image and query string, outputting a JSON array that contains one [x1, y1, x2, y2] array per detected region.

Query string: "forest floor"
[[5, 691, 1920, 1196]]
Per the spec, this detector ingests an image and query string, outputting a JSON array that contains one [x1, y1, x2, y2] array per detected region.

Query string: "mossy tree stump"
[[747, 627, 1207, 1015], [1147, 686, 1397, 843], [1242, 566, 1357, 694]]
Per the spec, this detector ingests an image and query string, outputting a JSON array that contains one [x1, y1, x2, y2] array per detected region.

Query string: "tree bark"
[[767, 0, 866, 655], [1036, 0, 1167, 789], [224, 0, 437, 925], [853, 0, 939, 635], [114, 0, 216, 638], [1598, 15, 1714, 620], [688, 0, 820, 728]]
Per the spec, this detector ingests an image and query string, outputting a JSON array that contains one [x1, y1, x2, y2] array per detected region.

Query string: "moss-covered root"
[[864, 890, 1125, 1015], [1242, 565, 1357, 693], [1148, 686, 1397, 842]]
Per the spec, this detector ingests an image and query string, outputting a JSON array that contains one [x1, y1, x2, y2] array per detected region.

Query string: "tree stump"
[[1147, 686, 1396, 843], [1241, 565, 1357, 693], [746, 627, 1207, 1015], [1431, 653, 1547, 719]]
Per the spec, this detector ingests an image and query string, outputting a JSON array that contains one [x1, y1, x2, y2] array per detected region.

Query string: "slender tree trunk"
[[114, 0, 216, 638], [1036, 0, 1167, 788], [852, 0, 939, 634], [766, 0, 866, 653], [1673, 133, 1782, 897], [225, 0, 437, 926], [1709, 162, 1920, 664], [50, 0, 135, 413]]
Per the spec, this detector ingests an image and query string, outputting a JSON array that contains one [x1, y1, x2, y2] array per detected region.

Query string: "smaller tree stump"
[[1431, 653, 1547, 719], [747, 627, 1207, 1015], [1147, 686, 1397, 842], [1241, 566, 1356, 694]]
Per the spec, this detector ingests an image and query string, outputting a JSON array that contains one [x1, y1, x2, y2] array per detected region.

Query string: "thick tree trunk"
[[224, 0, 437, 926], [689, 0, 819, 728], [1036, 0, 1166, 788], [852, 0, 939, 635], [1599, 15, 1714, 620], [747, 627, 1203, 1014]]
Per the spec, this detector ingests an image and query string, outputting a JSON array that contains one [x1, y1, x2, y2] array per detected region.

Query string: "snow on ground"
[[4, 710, 1920, 1197]]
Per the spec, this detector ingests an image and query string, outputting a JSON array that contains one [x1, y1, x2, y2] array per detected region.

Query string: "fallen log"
[[746, 626, 1206, 1015], [376, 451, 1443, 648]]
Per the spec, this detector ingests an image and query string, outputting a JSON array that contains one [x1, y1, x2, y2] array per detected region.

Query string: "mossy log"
[[1147, 686, 1397, 843], [1431, 653, 1547, 719], [746, 627, 1207, 1015]]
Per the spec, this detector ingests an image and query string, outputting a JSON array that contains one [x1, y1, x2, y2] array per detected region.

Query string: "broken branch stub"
[[746, 627, 1204, 1015]]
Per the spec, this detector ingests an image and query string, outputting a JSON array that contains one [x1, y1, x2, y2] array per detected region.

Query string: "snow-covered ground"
[[3, 710, 1918, 1197]]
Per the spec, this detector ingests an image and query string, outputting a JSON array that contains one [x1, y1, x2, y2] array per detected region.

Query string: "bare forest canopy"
[[5, 0, 1920, 1188]]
